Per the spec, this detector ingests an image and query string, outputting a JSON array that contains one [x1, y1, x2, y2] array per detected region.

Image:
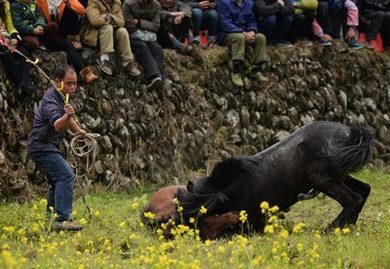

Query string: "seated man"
[[254, 0, 295, 47], [158, 0, 196, 55], [217, 0, 268, 87], [357, 0, 390, 49], [185, 0, 219, 45], [123, 0, 166, 90], [11, 0, 98, 84], [80, 0, 140, 76], [0, 0, 34, 95]]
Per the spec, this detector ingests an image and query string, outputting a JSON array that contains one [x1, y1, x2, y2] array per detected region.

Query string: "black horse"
[[177, 121, 375, 234]]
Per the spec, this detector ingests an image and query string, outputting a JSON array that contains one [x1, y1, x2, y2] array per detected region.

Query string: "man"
[[254, 0, 295, 47], [80, 0, 140, 76], [217, 0, 268, 87], [28, 65, 85, 231], [122, 0, 165, 90]]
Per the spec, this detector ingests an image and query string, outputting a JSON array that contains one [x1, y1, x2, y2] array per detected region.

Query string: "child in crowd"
[[0, 0, 34, 95], [11, 0, 98, 83], [81, 0, 140, 76]]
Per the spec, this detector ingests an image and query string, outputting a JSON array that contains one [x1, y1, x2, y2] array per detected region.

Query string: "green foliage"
[[0, 170, 389, 268]]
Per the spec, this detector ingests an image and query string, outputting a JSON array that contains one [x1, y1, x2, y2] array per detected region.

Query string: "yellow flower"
[[239, 210, 247, 223], [119, 222, 126, 228], [279, 229, 289, 238], [264, 224, 274, 234], [334, 227, 341, 234], [342, 227, 351, 234], [189, 217, 195, 224], [260, 201, 269, 210], [2, 250, 16, 267], [143, 211, 155, 220], [199, 206, 207, 215], [292, 222, 306, 233], [269, 205, 280, 213], [296, 243, 304, 251], [172, 197, 179, 204], [177, 206, 183, 212], [94, 211, 101, 217], [79, 218, 87, 225], [131, 202, 139, 210]]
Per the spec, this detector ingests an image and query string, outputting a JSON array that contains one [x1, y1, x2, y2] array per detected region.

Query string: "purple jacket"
[[217, 0, 258, 41]]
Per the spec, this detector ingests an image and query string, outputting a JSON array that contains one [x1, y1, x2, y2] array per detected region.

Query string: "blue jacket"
[[217, 0, 258, 41]]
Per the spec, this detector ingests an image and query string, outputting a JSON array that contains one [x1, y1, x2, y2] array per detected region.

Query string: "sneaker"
[[97, 58, 113, 75], [348, 39, 363, 50], [252, 71, 269, 83], [319, 39, 332, 46], [147, 77, 163, 90], [52, 220, 82, 231], [125, 61, 141, 76], [231, 72, 244, 87], [274, 41, 293, 48]]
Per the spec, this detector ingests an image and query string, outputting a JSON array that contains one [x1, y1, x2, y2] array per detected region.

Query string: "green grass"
[[1, 170, 390, 268]]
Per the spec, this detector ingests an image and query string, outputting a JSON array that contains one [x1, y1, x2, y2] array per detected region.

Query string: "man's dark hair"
[[53, 65, 76, 80]]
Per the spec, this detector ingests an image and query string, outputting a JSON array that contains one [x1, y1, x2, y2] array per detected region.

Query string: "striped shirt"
[[27, 87, 65, 153]]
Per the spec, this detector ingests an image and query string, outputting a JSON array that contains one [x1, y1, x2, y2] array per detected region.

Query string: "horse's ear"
[[187, 181, 195, 193]]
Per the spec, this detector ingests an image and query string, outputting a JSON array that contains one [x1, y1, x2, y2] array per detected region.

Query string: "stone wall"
[[1, 41, 389, 200]]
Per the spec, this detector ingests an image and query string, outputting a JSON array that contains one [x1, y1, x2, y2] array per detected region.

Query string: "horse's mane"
[[178, 157, 260, 219]]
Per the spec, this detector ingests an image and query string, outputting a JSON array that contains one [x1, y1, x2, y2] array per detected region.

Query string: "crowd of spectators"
[[1, 0, 390, 90]]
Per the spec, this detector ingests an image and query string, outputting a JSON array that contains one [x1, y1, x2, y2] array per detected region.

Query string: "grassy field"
[[1, 170, 389, 269]]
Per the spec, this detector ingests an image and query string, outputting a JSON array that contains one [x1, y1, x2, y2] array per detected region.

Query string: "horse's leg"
[[318, 181, 364, 232], [199, 212, 239, 240], [343, 175, 371, 224]]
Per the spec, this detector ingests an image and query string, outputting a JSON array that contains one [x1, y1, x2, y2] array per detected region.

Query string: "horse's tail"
[[178, 157, 258, 219], [323, 124, 375, 176]]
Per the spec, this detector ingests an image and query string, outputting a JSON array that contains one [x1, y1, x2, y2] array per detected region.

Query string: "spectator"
[[36, 0, 85, 49], [217, 0, 268, 87], [357, 0, 390, 49], [80, 0, 140, 76], [312, 0, 334, 45], [0, 0, 34, 95], [185, 0, 218, 46], [27, 65, 84, 231], [288, 0, 318, 44], [316, 0, 363, 49], [11, 0, 98, 83], [158, 0, 197, 55], [122, 0, 165, 90], [254, 0, 294, 48]]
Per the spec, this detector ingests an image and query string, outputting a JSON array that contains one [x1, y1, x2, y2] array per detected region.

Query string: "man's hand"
[[243, 31, 255, 43], [208, 1, 216, 8], [276, 0, 285, 7], [199, 1, 210, 9], [34, 27, 44, 35], [75, 129, 87, 138], [346, 27, 356, 40], [174, 15, 182, 25], [64, 104, 75, 117]]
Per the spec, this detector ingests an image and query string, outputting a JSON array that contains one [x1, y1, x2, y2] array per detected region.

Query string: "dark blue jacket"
[[217, 0, 258, 41]]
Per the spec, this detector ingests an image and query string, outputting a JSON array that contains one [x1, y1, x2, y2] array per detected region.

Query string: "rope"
[[68, 133, 100, 219]]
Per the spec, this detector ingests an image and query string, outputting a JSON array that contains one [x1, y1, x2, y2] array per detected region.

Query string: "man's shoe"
[[231, 73, 244, 87], [319, 39, 332, 46], [273, 41, 293, 48], [147, 77, 163, 90], [125, 61, 141, 76], [52, 220, 82, 231], [348, 39, 363, 50], [97, 58, 113, 75], [252, 71, 269, 83]]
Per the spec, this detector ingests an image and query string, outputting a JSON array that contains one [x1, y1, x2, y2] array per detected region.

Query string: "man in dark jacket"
[[254, 0, 294, 47], [122, 0, 165, 90], [357, 0, 390, 48]]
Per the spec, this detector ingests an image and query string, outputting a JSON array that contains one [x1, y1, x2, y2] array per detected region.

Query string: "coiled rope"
[[68, 133, 99, 219]]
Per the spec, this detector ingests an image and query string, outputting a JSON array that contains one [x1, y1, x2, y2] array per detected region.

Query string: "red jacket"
[[36, 0, 85, 23]]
